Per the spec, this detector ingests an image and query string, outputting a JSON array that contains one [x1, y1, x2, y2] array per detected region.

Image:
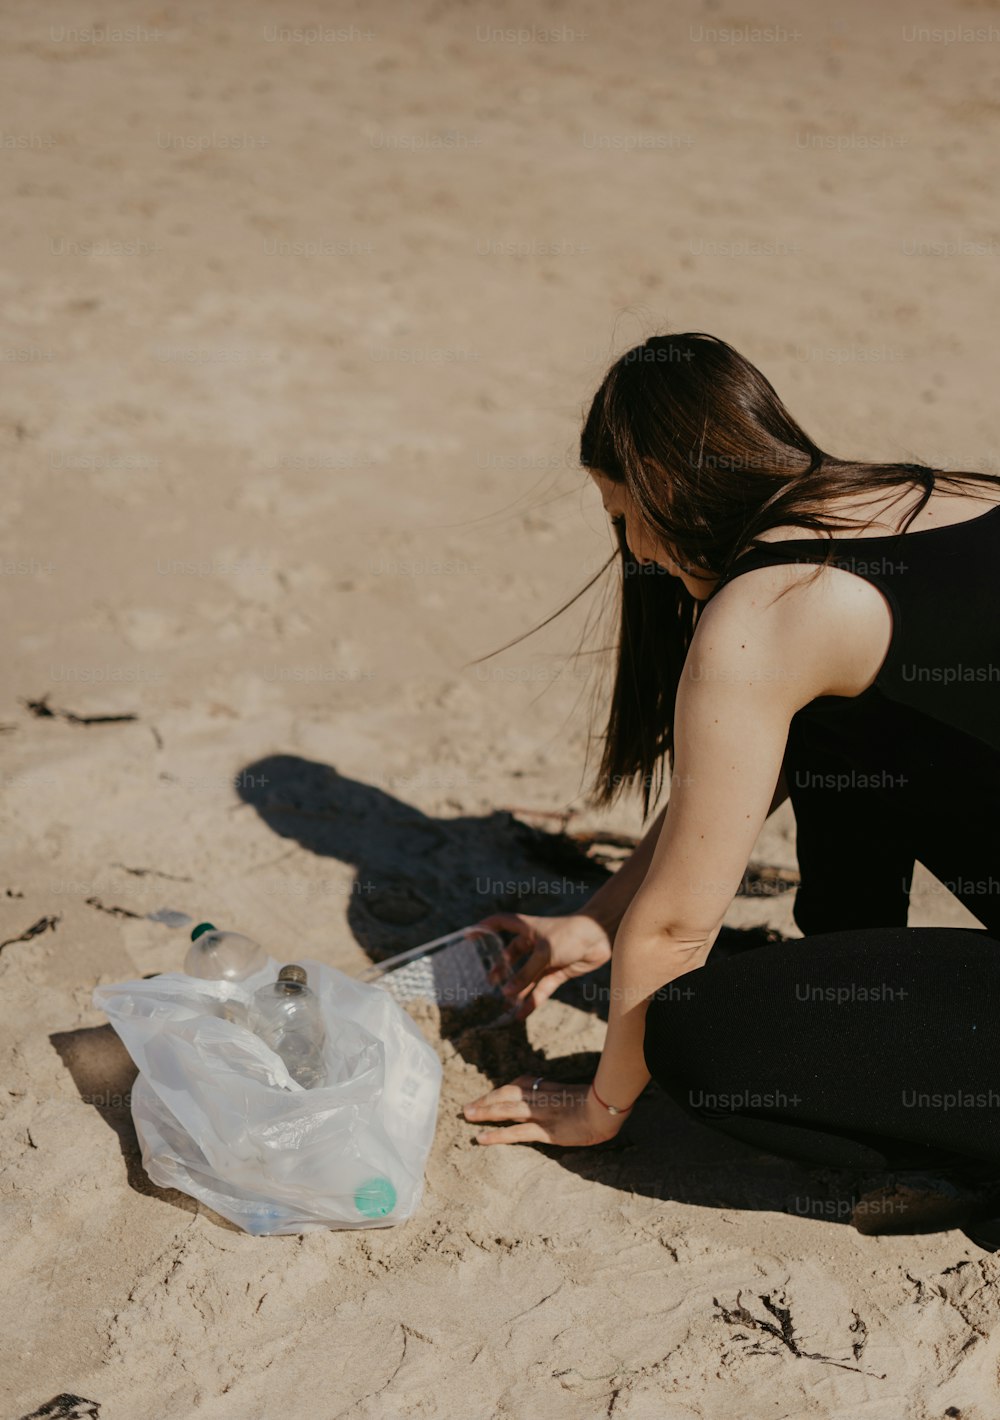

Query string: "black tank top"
[[713, 501, 1000, 755]]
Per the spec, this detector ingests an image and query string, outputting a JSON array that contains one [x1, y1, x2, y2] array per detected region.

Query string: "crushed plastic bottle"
[[359, 925, 507, 1006], [248, 964, 329, 1090]]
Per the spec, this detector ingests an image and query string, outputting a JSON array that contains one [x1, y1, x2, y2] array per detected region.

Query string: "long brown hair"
[[483, 332, 1000, 819]]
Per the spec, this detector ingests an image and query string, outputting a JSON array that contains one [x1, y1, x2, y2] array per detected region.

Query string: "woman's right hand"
[[472, 911, 613, 1021]]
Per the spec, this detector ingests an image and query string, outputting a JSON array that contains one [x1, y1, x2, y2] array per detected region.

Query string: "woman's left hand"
[[462, 1075, 629, 1147]]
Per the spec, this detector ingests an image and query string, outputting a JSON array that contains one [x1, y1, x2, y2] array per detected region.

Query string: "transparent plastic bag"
[[92, 956, 442, 1235]]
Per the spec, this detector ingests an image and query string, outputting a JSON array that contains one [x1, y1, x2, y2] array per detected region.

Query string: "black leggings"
[[643, 925, 1000, 1170], [642, 697, 1000, 1171]]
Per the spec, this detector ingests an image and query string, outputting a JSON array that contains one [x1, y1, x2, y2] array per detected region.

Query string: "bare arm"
[[591, 564, 862, 1112], [579, 804, 668, 939], [580, 757, 790, 942]]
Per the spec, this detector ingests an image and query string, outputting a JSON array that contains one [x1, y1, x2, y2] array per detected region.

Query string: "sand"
[[3, 0, 1000, 1415]]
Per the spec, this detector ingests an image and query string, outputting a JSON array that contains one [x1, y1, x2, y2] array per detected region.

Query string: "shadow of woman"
[[233, 752, 613, 966]]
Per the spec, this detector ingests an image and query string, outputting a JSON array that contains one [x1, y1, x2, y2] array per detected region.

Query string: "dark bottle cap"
[[190, 922, 218, 942], [277, 964, 308, 987]]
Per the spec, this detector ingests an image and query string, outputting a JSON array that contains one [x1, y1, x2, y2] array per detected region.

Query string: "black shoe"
[[851, 1167, 1000, 1237], [960, 1215, 1000, 1251]]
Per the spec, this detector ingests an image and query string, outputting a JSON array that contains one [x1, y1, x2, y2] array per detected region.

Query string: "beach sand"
[[3, 0, 1000, 1415]]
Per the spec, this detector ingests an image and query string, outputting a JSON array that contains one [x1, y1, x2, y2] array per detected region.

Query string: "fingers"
[[475, 913, 533, 963], [464, 1077, 553, 1144], [482, 967, 561, 1026], [484, 919, 538, 988], [465, 1098, 534, 1122], [473, 1122, 551, 1146], [488, 964, 567, 1025], [486, 945, 519, 986], [495, 974, 548, 1023], [522, 968, 571, 1013], [463, 1078, 536, 1120], [473, 912, 531, 935], [501, 946, 547, 1001], [463, 1076, 591, 1145]]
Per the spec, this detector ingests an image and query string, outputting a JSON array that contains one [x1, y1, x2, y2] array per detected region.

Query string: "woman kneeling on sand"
[[462, 332, 1000, 1247]]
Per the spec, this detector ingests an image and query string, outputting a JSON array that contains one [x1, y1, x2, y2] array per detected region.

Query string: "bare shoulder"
[[691, 560, 893, 702]]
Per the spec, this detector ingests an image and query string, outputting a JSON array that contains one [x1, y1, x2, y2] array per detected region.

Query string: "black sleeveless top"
[[713, 501, 1000, 757]]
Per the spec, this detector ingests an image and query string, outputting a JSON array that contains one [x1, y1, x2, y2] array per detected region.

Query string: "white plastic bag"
[[92, 956, 442, 1235]]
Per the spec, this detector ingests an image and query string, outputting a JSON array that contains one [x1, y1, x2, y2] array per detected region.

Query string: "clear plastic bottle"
[[248, 964, 328, 1090], [184, 922, 269, 982]]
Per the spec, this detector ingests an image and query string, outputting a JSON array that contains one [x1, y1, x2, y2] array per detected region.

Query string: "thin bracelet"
[[590, 1080, 635, 1116]]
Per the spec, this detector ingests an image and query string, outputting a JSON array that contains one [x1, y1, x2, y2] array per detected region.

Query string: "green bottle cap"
[[354, 1177, 396, 1218], [190, 922, 218, 942]]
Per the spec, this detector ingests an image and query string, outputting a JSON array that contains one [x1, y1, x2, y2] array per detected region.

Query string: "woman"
[[461, 332, 1000, 1242]]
